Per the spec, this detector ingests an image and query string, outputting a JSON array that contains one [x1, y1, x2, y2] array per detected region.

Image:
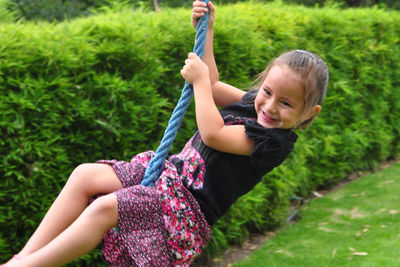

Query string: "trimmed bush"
[[0, 3, 16, 23], [0, 2, 399, 264]]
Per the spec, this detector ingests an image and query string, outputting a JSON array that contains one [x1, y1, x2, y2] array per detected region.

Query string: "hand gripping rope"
[[141, 1, 210, 187]]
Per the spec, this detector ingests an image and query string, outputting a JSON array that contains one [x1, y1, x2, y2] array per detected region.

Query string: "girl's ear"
[[303, 105, 321, 122], [295, 105, 322, 129]]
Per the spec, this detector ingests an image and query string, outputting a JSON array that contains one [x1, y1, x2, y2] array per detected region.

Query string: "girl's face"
[[255, 64, 311, 129]]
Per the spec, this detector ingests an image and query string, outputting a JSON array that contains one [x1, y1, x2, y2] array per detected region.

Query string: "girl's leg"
[[8, 193, 119, 267], [18, 163, 123, 258]]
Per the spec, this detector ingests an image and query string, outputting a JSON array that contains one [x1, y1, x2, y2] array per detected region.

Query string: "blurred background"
[[1, 0, 399, 22]]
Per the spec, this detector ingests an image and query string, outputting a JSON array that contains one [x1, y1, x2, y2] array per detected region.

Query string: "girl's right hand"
[[181, 52, 210, 85], [191, 0, 215, 30]]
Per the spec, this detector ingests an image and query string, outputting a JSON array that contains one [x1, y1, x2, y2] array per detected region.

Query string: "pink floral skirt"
[[97, 151, 211, 266]]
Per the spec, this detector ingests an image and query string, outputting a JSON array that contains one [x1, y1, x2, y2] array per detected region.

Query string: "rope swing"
[[141, 0, 210, 187]]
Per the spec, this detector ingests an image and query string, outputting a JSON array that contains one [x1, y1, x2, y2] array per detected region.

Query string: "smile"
[[262, 111, 278, 123]]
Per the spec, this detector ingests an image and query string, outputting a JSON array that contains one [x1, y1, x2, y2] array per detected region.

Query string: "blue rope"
[[141, 1, 210, 187]]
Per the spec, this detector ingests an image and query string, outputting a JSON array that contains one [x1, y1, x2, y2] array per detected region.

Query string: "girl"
[[2, 0, 328, 266]]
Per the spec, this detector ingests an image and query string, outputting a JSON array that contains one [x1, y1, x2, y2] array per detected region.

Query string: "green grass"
[[234, 162, 400, 267]]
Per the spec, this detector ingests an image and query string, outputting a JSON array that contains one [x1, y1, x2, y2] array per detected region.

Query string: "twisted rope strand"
[[141, 1, 209, 187]]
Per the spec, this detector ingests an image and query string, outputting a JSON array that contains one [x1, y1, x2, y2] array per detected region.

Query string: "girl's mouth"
[[262, 111, 278, 123]]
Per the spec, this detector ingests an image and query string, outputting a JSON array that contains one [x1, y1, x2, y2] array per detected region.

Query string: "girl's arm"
[[181, 53, 253, 156], [192, 0, 245, 108]]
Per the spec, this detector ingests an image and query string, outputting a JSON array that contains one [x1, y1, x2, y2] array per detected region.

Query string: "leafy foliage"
[[0, 0, 17, 22], [1, 0, 102, 21], [1, 0, 399, 22], [0, 2, 399, 264], [286, 0, 400, 9]]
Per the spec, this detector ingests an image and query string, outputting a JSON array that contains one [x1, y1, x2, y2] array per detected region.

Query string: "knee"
[[67, 163, 98, 195], [88, 194, 119, 228], [71, 163, 95, 177]]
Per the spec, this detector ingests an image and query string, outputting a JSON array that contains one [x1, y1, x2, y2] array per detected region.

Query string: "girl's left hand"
[[192, 0, 215, 30], [180, 52, 209, 85]]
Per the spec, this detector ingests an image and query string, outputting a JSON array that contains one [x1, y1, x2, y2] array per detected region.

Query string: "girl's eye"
[[263, 88, 271, 96], [281, 101, 292, 107]]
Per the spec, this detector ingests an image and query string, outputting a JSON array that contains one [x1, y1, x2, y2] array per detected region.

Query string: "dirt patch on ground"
[[192, 233, 275, 266], [192, 157, 400, 267]]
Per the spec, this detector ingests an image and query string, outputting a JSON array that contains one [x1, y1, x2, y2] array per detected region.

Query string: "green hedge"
[[3, 0, 400, 23], [0, 3, 399, 265], [0, 4, 16, 23]]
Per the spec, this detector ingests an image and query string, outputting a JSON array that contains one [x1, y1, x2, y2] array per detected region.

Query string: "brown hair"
[[248, 50, 329, 129]]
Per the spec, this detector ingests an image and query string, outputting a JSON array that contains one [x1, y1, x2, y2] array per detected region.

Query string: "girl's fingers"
[[192, 1, 208, 13], [193, 0, 207, 8], [183, 53, 199, 70], [188, 52, 198, 59], [192, 1, 213, 29], [192, 7, 208, 15], [192, 11, 205, 19]]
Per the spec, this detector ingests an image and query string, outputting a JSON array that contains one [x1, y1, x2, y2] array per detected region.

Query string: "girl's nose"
[[265, 99, 278, 114]]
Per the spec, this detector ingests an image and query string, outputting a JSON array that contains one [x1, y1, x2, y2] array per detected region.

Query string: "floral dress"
[[98, 136, 210, 266]]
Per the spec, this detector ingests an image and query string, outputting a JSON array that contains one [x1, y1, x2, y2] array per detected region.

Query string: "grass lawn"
[[234, 162, 400, 267]]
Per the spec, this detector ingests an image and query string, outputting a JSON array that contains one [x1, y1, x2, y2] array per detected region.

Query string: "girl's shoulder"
[[244, 120, 298, 173]]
